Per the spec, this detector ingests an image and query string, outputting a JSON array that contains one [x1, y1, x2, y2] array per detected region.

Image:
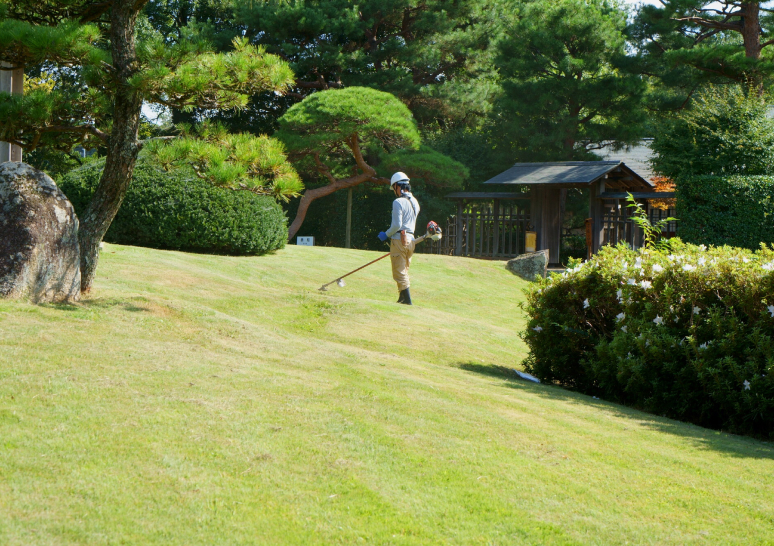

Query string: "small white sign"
[[297, 236, 315, 246]]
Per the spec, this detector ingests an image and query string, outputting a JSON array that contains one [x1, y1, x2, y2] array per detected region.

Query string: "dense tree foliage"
[[0, 0, 299, 291], [490, 0, 645, 162], [233, 0, 497, 128], [630, 0, 774, 102], [651, 85, 774, 178]]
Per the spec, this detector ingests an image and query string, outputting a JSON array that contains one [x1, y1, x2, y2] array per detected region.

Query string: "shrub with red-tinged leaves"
[[522, 240, 774, 438]]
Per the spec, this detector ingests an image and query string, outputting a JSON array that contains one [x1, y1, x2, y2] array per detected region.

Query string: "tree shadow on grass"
[[458, 362, 774, 460], [47, 297, 153, 313]]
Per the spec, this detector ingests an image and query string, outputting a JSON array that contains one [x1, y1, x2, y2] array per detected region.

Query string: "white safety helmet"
[[390, 172, 410, 187]]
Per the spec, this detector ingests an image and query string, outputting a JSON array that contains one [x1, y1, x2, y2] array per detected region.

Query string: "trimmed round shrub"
[[59, 156, 288, 255], [522, 241, 774, 438]]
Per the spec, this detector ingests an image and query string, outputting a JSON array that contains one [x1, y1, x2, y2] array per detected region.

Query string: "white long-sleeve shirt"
[[385, 192, 420, 240]]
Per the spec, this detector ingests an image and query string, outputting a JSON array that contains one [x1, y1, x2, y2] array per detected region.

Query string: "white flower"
[[743, 257, 750, 263], [698, 257, 706, 266], [621, 325, 628, 332], [763, 262, 774, 271], [683, 264, 696, 272], [616, 289, 623, 301], [699, 245, 707, 251], [532, 326, 543, 333], [652, 264, 664, 273], [627, 278, 637, 286], [583, 298, 590, 309], [616, 312, 625, 322], [768, 305, 774, 318], [645, 340, 651, 347], [621, 261, 629, 269], [634, 258, 642, 268], [653, 315, 663, 325], [699, 342, 708, 350], [744, 380, 751, 391], [640, 280, 652, 289], [693, 306, 701, 315], [667, 255, 676, 262]]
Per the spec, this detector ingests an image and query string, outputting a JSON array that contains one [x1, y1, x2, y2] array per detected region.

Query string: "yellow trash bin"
[[525, 231, 537, 253]]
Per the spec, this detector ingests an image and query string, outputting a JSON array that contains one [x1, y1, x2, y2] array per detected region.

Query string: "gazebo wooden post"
[[455, 200, 463, 256], [589, 179, 605, 253], [492, 198, 500, 257], [0, 63, 23, 163], [530, 186, 542, 248]]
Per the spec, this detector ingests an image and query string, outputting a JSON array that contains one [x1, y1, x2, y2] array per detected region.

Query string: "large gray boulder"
[[0, 162, 81, 303], [505, 250, 549, 281]]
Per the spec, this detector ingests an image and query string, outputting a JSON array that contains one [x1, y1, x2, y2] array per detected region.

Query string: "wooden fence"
[[419, 202, 677, 259], [602, 204, 678, 249], [417, 204, 531, 258]]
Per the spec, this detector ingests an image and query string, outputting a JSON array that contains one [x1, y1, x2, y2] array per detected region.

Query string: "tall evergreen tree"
[[631, 0, 774, 94], [490, 0, 646, 162], [0, 0, 300, 292], [234, 0, 498, 128]]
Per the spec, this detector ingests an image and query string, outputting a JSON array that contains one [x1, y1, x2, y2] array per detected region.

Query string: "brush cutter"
[[318, 222, 442, 291]]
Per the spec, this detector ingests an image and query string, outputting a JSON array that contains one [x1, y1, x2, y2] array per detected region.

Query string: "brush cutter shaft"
[[318, 232, 431, 291], [319, 252, 389, 291], [338, 252, 390, 281]]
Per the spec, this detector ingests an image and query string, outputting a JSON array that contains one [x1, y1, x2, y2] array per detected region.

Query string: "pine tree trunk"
[[740, 2, 764, 94], [741, 2, 761, 60], [78, 2, 143, 292]]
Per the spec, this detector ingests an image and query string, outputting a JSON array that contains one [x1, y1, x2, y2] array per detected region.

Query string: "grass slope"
[[1, 244, 773, 545]]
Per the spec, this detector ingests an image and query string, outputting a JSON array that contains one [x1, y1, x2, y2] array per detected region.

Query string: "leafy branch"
[[626, 193, 678, 252]]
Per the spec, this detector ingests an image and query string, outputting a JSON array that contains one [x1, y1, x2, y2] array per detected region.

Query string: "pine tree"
[[491, 0, 646, 162], [275, 87, 466, 240], [0, 0, 299, 292], [631, 1, 774, 95], [232, 0, 497, 128]]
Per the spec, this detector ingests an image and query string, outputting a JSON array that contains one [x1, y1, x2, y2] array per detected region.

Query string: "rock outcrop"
[[0, 162, 81, 302], [505, 250, 549, 281]]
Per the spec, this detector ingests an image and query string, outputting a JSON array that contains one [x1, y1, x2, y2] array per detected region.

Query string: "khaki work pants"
[[390, 238, 416, 291]]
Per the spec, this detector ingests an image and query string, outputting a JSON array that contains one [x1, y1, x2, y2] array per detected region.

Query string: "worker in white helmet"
[[378, 172, 420, 304]]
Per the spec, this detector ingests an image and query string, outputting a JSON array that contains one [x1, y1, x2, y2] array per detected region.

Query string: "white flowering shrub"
[[522, 240, 774, 437]]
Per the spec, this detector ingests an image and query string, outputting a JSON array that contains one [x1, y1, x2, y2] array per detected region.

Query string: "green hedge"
[[522, 241, 774, 438], [59, 156, 288, 255], [677, 175, 774, 250]]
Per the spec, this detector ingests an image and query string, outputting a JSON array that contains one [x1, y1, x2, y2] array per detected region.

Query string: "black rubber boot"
[[399, 288, 412, 305], [397, 290, 405, 304]]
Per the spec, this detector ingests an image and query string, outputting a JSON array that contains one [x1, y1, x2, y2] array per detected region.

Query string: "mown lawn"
[[1, 243, 773, 545]]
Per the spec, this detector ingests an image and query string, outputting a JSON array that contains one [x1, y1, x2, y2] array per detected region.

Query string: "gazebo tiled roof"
[[483, 161, 653, 191]]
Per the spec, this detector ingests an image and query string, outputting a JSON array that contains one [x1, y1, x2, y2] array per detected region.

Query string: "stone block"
[[0, 162, 81, 302], [505, 250, 549, 281]]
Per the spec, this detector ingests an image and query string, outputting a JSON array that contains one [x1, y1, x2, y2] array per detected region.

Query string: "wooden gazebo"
[[483, 161, 659, 263]]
